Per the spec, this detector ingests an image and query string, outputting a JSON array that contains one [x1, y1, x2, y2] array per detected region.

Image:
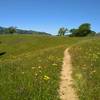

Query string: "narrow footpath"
[[59, 48, 79, 100]]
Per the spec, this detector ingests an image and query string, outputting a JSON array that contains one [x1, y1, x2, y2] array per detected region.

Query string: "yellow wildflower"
[[43, 75, 50, 80], [52, 63, 57, 66], [38, 66, 41, 69]]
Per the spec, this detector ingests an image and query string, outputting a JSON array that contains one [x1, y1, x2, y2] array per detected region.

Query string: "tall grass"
[[69, 38, 100, 100], [0, 35, 81, 100]]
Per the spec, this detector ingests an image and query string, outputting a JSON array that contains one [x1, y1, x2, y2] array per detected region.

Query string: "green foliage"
[[7, 26, 16, 34], [87, 31, 96, 36], [79, 23, 91, 31], [58, 27, 68, 36], [0, 26, 17, 34], [69, 28, 79, 37], [69, 23, 96, 37]]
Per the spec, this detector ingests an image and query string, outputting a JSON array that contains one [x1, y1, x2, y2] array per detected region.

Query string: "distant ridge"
[[0, 26, 51, 36]]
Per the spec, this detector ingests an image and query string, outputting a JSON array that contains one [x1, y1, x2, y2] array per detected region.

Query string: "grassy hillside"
[[0, 35, 82, 100], [0, 35, 100, 100], [69, 37, 100, 100]]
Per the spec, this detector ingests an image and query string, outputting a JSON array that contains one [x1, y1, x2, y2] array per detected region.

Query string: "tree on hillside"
[[69, 23, 96, 37], [87, 31, 96, 36], [58, 27, 68, 36], [69, 28, 78, 37], [7, 27, 16, 34], [78, 23, 91, 36]]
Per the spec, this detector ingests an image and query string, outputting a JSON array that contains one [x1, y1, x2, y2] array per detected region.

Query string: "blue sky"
[[0, 0, 100, 34]]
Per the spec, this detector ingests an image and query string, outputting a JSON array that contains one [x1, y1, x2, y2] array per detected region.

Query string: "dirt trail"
[[59, 48, 79, 100]]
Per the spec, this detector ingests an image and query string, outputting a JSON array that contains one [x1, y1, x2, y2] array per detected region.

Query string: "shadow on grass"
[[0, 52, 6, 56]]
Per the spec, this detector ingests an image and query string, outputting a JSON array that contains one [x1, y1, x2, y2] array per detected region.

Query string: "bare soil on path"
[[59, 48, 79, 100]]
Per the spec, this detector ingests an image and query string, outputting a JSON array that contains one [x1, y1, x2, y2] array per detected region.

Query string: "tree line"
[[0, 26, 51, 36], [58, 23, 97, 37], [0, 26, 16, 34]]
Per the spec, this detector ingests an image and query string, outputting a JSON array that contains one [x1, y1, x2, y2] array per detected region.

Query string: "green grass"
[[69, 37, 100, 100], [0, 35, 100, 100], [0, 35, 82, 100]]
